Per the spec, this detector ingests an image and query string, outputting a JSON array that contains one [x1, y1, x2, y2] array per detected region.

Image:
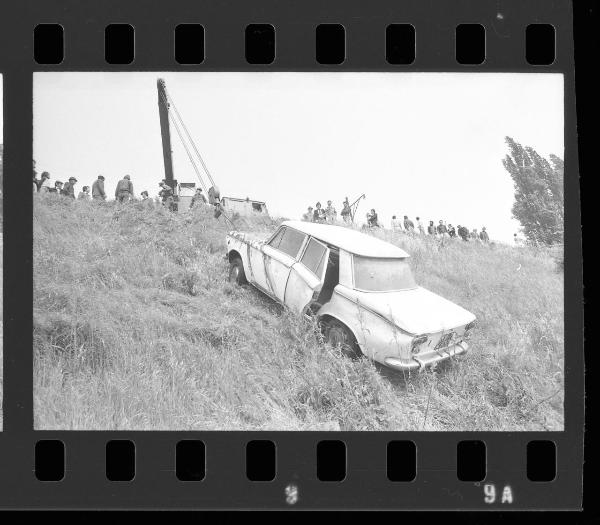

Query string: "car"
[[226, 221, 476, 371]]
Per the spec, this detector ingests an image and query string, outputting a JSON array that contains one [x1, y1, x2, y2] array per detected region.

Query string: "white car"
[[226, 221, 476, 371]]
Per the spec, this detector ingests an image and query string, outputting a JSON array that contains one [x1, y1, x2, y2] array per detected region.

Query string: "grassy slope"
[[33, 195, 564, 430]]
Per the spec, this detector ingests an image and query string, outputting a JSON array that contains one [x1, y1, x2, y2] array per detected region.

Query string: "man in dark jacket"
[[159, 181, 176, 212], [341, 197, 351, 223], [457, 225, 469, 241], [61, 177, 77, 198], [115, 174, 134, 203], [92, 175, 106, 201], [403, 215, 415, 232], [437, 220, 447, 236], [479, 227, 490, 242], [447, 224, 456, 238], [313, 202, 326, 223]]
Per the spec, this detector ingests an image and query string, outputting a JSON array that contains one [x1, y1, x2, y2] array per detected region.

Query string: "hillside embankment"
[[33, 194, 564, 430]]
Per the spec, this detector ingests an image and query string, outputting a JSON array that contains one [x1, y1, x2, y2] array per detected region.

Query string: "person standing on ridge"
[[115, 174, 134, 203], [61, 177, 77, 199], [190, 188, 207, 208], [367, 209, 380, 228], [35, 171, 51, 192], [437, 220, 447, 236], [428, 220, 437, 235], [92, 175, 106, 201], [325, 200, 337, 223], [78, 186, 91, 200], [159, 181, 176, 212], [479, 227, 490, 243], [313, 202, 326, 223], [391, 215, 402, 231], [302, 206, 314, 222], [340, 197, 352, 223]]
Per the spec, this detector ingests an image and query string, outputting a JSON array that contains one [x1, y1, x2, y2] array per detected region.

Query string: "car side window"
[[301, 238, 328, 276], [277, 228, 306, 258], [268, 227, 286, 249]]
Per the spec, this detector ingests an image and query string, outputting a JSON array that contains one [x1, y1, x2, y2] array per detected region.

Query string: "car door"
[[285, 237, 329, 314], [247, 227, 285, 291], [262, 227, 307, 303]]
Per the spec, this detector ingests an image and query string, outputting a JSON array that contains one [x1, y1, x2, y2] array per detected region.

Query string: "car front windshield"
[[353, 256, 417, 291]]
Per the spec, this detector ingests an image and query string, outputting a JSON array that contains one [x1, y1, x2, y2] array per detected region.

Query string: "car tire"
[[229, 257, 248, 285], [324, 319, 362, 359]]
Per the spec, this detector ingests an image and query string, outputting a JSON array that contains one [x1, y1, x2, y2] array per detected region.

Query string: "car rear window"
[[269, 227, 306, 258], [353, 256, 417, 291], [301, 238, 328, 276]]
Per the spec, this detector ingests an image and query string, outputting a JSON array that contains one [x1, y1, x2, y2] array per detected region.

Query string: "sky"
[[33, 72, 563, 243]]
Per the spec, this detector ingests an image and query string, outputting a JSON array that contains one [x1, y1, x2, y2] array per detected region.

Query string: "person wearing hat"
[[61, 177, 77, 199], [190, 187, 207, 208], [92, 175, 106, 201], [115, 174, 134, 203], [479, 227, 490, 243]]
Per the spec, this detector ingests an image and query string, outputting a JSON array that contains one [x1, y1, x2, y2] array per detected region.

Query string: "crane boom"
[[157, 78, 175, 188]]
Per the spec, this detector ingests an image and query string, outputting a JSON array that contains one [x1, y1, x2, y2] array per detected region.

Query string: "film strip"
[[0, 0, 585, 511]]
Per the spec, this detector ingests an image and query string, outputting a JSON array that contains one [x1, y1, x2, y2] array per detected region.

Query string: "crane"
[[156, 78, 268, 224]]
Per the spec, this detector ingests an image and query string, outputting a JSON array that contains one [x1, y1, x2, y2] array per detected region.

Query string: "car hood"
[[349, 286, 476, 335]]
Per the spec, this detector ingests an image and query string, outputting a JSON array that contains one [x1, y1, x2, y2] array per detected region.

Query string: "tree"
[[502, 136, 564, 245]]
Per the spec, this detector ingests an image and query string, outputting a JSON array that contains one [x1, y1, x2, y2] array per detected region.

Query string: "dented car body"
[[226, 221, 476, 371]]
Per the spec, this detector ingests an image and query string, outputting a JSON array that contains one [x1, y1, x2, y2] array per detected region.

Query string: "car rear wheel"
[[229, 257, 247, 285], [324, 319, 361, 359]]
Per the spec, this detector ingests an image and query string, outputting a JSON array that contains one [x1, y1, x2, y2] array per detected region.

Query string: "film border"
[[0, 0, 583, 510]]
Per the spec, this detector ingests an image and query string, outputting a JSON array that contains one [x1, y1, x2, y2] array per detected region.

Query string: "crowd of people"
[[33, 170, 221, 214], [300, 197, 491, 242]]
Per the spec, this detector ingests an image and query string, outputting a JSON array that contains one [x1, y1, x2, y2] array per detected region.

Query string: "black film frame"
[[0, 0, 584, 510]]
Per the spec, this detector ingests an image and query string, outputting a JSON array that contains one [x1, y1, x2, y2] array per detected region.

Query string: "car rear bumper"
[[383, 341, 468, 371]]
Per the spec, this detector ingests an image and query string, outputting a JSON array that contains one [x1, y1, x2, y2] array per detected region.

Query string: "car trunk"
[[355, 286, 476, 340]]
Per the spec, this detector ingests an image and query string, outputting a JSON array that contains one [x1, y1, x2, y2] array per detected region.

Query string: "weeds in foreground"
[[33, 194, 564, 430]]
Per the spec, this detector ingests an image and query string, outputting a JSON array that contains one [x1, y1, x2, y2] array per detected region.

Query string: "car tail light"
[[411, 334, 428, 354]]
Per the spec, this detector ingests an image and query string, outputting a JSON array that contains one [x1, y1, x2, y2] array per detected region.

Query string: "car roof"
[[281, 221, 410, 258]]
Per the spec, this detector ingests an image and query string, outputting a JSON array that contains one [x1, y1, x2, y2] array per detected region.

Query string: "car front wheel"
[[324, 319, 361, 359], [229, 257, 248, 285]]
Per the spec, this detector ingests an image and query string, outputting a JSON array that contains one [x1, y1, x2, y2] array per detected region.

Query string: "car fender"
[[318, 289, 413, 363]]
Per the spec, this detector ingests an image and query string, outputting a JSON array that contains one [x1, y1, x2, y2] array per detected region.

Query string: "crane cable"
[[159, 89, 235, 228], [164, 88, 217, 189], [158, 90, 209, 193]]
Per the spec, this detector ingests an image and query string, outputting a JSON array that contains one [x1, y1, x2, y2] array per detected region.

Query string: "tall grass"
[[33, 194, 564, 430]]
